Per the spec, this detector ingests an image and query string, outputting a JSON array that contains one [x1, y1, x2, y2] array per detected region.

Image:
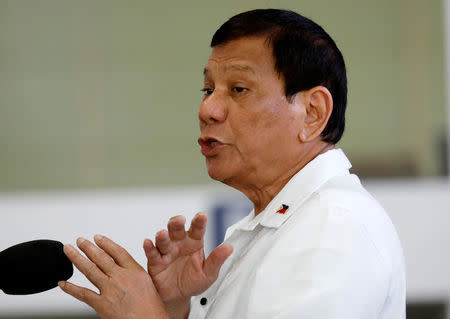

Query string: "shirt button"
[[200, 297, 207, 306]]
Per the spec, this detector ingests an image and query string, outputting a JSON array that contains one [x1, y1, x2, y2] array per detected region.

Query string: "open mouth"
[[198, 137, 221, 147], [207, 139, 218, 147], [198, 137, 223, 156]]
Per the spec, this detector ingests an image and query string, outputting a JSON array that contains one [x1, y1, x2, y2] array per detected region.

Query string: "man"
[[60, 9, 406, 319]]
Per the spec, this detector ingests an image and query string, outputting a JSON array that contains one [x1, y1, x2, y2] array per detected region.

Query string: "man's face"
[[198, 36, 304, 187]]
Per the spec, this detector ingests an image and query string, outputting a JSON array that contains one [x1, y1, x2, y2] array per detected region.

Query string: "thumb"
[[203, 244, 233, 283], [143, 238, 154, 259], [143, 238, 162, 267]]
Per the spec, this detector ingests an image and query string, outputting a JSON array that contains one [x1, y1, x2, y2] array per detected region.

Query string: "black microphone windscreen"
[[0, 239, 73, 295]]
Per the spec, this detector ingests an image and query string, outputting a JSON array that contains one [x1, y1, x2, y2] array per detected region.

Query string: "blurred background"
[[0, 0, 449, 318]]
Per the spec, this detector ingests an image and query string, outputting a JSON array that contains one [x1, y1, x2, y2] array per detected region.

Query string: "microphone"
[[0, 239, 73, 295]]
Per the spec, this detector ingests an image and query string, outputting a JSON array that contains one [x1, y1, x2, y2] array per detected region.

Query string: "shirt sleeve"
[[246, 206, 391, 319]]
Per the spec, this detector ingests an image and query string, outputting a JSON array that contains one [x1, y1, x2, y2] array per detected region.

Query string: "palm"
[[149, 238, 209, 300], [144, 213, 233, 302]]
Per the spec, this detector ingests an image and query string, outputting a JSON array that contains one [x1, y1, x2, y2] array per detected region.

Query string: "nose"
[[198, 91, 228, 126]]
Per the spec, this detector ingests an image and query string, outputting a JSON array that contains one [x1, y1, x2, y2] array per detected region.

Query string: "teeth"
[[210, 141, 217, 147]]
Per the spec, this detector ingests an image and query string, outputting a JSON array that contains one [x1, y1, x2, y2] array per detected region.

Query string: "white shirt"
[[189, 149, 406, 319]]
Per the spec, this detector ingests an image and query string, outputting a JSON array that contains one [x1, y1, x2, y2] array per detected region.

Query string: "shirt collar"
[[226, 148, 352, 236]]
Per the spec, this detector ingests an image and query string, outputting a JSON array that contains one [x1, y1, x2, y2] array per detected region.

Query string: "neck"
[[228, 143, 334, 215]]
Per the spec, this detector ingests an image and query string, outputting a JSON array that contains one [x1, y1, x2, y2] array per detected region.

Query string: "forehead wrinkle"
[[225, 64, 256, 75], [203, 63, 256, 81]]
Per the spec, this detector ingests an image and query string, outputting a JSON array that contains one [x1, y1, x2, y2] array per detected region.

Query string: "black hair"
[[211, 9, 347, 144]]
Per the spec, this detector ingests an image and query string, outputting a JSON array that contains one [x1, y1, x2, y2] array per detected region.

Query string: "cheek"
[[232, 115, 280, 156], [229, 97, 295, 155]]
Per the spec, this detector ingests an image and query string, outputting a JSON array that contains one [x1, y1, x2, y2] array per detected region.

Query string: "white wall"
[[0, 186, 225, 316], [0, 181, 449, 316], [365, 179, 450, 303]]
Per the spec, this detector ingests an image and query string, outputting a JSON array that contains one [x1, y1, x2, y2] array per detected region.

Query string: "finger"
[[58, 280, 101, 309], [93, 234, 139, 269], [155, 230, 172, 255], [167, 215, 186, 241], [188, 213, 207, 240], [143, 238, 163, 266], [76, 237, 118, 275], [204, 244, 233, 283], [64, 244, 106, 289]]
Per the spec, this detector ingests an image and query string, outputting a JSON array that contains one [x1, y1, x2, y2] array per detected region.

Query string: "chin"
[[205, 161, 233, 183], [206, 167, 227, 182]]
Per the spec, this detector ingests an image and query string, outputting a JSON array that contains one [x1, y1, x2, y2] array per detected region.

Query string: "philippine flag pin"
[[276, 204, 289, 214]]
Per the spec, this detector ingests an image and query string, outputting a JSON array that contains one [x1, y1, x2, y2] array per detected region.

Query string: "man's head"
[[198, 9, 347, 198], [211, 9, 347, 144]]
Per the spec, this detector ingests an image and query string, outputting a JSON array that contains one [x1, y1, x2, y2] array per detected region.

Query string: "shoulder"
[[263, 172, 404, 275], [315, 173, 404, 270]]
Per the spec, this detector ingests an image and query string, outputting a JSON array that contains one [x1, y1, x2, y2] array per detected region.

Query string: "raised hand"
[[144, 213, 233, 303], [59, 235, 168, 319]]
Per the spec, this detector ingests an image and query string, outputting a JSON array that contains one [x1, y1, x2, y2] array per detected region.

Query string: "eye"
[[201, 88, 214, 95], [232, 87, 247, 93]]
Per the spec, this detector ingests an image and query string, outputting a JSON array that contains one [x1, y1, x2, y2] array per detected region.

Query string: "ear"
[[298, 86, 333, 143]]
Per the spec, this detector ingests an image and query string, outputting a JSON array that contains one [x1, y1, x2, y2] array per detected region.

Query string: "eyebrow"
[[203, 64, 256, 77]]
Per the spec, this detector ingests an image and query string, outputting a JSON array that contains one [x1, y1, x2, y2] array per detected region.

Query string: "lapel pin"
[[276, 204, 289, 214]]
